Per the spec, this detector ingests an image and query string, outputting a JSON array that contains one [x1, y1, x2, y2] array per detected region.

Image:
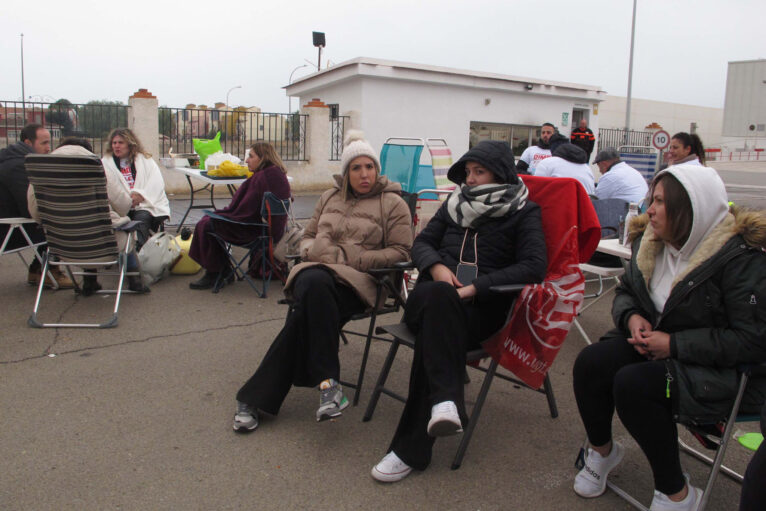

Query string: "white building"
[[722, 59, 766, 151], [285, 57, 606, 161], [598, 95, 723, 149]]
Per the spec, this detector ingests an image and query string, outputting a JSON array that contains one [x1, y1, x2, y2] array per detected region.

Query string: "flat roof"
[[285, 57, 605, 96]]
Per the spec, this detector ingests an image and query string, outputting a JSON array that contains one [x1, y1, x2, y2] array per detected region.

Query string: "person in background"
[[517, 122, 555, 175], [0, 123, 73, 288], [572, 165, 766, 511], [593, 148, 648, 203], [188, 142, 291, 290], [535, 133, 595, 194], [232, 131, 412, 432], [667, 132, 705, 166], [101, 128, 170, 251], [371, 140, 546, 483], [571, 119, 596, 162]]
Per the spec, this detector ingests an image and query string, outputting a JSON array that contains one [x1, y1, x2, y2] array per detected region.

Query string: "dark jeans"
[[573, 333, 685, 495], [129, 210, 166, 252], [388, 280, 510, 470], [236, 267, 366, 415]]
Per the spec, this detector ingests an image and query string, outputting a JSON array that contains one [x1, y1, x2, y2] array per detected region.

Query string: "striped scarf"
[[446, 182, 528, 229]]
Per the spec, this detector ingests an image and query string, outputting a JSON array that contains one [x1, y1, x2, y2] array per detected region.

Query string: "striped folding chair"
[[25, 153, 141, 328]]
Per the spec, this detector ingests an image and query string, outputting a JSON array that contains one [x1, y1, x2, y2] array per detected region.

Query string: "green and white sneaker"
[[316, 379, 349, 422]]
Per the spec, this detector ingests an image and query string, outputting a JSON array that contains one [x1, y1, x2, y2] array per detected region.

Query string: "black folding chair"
[[204, 191, 291, 297], [362, 284, 558, 470], [575, 362, 766, 511]]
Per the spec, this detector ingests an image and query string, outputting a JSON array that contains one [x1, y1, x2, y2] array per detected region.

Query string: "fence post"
[[128, 89, 159, 161], [285, 98, 337, 191]]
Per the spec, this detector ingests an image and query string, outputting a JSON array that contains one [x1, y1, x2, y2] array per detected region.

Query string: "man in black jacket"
[[0, 123, 73, 288], [570, 119, 595, 162]]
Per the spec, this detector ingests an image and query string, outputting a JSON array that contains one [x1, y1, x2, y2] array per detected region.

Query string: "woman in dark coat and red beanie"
[[188, 142, 291, 290], [371, 140, 548, 482]]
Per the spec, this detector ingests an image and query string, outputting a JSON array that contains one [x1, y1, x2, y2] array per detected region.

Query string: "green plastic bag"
[[193, 132, 222, 170]]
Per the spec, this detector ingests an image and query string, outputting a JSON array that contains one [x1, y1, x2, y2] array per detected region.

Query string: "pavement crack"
[[1, 315, 284, 365], [43, 298, 81, 356]]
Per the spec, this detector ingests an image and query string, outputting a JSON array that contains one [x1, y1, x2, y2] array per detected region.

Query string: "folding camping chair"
[[0, 217, 57, 288], [25, 153, 142, 328], [425, 138, 455, 192], [363, 176, 601, 469], [279, 191, 419, 407], [575, 362, 766, 511], [380, 138, 425, 193], [204, 191, 291, 297]]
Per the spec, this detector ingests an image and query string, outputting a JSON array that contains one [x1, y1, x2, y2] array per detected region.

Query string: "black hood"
[[0, 142, 33, 165], [553, 143, 589, 164], [447, 140, 518, 185], [547, 133, 570, 155]]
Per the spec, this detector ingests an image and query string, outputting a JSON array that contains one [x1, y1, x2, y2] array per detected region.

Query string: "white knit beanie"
[[340, 130, 381, 176]]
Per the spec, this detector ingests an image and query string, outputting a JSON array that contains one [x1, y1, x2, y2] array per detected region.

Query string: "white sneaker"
[[573, 442, 625, 498], [371, 451, 413, 483], [649, 484, 703, 511], [427, 401, 463, 437]]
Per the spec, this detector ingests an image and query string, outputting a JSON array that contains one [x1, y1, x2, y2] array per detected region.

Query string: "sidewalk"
[[0, 246, 753, 510]]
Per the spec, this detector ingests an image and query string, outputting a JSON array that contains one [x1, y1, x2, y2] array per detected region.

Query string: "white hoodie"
[[648, 164, 729, 312]]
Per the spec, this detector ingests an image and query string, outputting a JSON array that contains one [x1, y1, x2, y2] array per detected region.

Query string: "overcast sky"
[[1, 0, 763, 112]]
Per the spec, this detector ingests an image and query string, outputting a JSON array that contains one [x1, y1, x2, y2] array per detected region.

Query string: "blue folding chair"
[[379, 137, 425, 193]]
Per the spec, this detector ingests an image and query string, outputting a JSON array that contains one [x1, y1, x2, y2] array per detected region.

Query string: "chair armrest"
[[203, 210, 267, 227], [367, 261, 416, 276], [489, 284, 527, 294]]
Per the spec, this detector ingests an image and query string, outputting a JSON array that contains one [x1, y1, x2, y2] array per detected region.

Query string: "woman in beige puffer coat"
[[233, 132, 413, 432]]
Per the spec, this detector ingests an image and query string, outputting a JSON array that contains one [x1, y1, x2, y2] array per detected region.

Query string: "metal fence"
[[705, 150, 763, 162], [597, 128, 652, 152], [158, 107, 307, 161], [330, 116, 350, 160], [0, 101, 129, 154]]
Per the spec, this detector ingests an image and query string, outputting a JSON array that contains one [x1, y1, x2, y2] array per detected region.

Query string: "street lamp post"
[[624, 0, 638, 143], [226, 85, 242, 108], [288, 64, 309, 113], [20, 33, 26, 117]]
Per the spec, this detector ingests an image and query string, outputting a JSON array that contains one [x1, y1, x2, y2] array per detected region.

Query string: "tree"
[[79, 100, 128, 138], [158, 106, 173, 137]]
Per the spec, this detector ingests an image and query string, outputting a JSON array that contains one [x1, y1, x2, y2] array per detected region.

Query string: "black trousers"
[[236, 267, 366, 415], [128, 210, 167, 252], [740, 439, 766, 510], [1, 222, 45, 269], [573, 333, 685, 495], [388, 280, 510, 470]]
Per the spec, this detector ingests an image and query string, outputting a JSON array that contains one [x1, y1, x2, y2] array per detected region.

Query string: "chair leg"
[[28, 251, 51, 328], [542, 373, 558, 418], [363, 338, 401, 422], [352, 310, 379, 406], [452, 358, 498, 470]]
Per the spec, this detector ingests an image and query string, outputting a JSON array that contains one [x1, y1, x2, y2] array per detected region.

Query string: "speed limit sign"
[[652, 130, 670, 150]]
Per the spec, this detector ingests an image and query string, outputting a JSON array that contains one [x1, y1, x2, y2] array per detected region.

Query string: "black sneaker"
[[189, 271, 219, 290], [233, 401, 259, 433]]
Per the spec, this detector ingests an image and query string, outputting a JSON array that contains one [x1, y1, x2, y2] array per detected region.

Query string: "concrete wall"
[[599, 95, 723, 148]]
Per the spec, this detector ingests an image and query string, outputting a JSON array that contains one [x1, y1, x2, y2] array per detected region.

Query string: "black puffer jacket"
[[613, 210, 766, 423], [0, 142, 33, 218], [412, 201, 547, 302]]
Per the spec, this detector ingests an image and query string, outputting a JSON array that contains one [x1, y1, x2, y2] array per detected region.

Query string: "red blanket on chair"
[[483, 176, 600, 389]]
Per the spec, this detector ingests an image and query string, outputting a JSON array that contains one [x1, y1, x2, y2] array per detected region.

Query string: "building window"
[[211, 111, 220, 121]]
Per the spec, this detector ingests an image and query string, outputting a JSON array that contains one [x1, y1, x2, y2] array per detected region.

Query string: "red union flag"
[[484, 225, 585, 389]]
